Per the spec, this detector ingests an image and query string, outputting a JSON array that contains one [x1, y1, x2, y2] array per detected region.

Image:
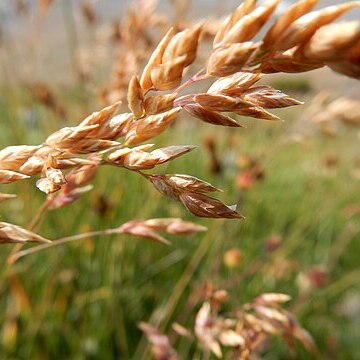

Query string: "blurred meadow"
[[1, 0, 360, 359]]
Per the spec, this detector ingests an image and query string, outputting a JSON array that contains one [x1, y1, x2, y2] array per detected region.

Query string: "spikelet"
[[107, 145, 195, 170], [260, 48, 323, 74], [139, 322, 179, 360], [150, 55, 187, 90], [162, 23, 203, 66], [262, 0, 319, 48], [0, 145, 42, 171], [94, 113, 133, 140], [141, 23, 202, 91], [194, 93, 252, 112], [207, 42, 259, 76], [143, 93, 176, 115], [124, 107, 181, 145], [303, 22, 360, 61], [0, 170, 29, 184], [235, 105, 280, 121], [0, 222, 50, 244], [221, 0, 280, 45], [147, 174, 242, 219], [213, 0, 257, 45], [80, 102, 120, 131], [36, 156, 67, 194], [50, 185, 94, 210], [45, 125, 99, 149], [65, 163, 98, 188], [140, 27, 175, 91], [118, 217, 206, 244], [241, 86, 303, 108], [127, 75, 144, 118], [184, 104, 242, 127], [51, 157, 97, 169], [326, 59, 360, 79], [36, 178, 62, 194], [207, 73, 263, 95], [271, 2, 360, 52], [179, 192, 243, 219]]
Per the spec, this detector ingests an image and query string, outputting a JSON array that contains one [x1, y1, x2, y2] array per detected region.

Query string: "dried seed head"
[[139, 322, 179, 360], [50, 185, 93, 210], [0, 222, 50, 244], [242, 86, 303, 109], [149, 174, 221, 195], [303, 21, 360, 61], [36, 177, 62, 194], [255, 293, 291, 305], [326, 59, 360, 79], [66, 138, 119, 154], [207, 72, 262, 95], [262, 0, 319, 48], [272, 2, 360, 52], [194, 93, 243, 112], [52, 157, 97, 169], [180, 192, 243, 219], [18, 156, 46, 176], [0, 169, 30, 184], [80, 101, 120, 130], [207, 42, 258, 76], [0, 145, 42, 171], [127, 75, 144, 118], [124, 107, 181, 145], [260, 48, 323, 74], [140, 27, 175, 91], [184, 104, 242, 127], [66, 164, 98, 187], [142, 218, 207, 235], [235, 105, 280, 121], [147, 174, 242, 219], [45, 167, 66, 186], [218, 330, 245, 347], [150, 55, 187, 91], [108, 145, 195, 170], [118, 217, 206, 244], [118, 221, 170, 244], [45, 125, 98, 149], [195, 302, 222, 358], [214, 0, 257, 45], [162, 23, 203, 67], [144, 93, 176, 115], [221, 0, 280, 44], [96, 113, 133, 140]]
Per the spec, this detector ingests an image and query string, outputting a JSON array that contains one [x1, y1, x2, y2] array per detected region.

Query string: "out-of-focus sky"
[[0, 0, 359, 90]]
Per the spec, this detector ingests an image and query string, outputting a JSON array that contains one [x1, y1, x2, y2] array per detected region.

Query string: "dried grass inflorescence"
[[305, 92, 360, 135], [141, 291, 316, 359], [1, 0, 359, 242]]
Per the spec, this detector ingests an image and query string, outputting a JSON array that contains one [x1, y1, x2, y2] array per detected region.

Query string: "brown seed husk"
[[272, 2, 360, 52], [222, 0, 280, 44], [207, 42, 259, 76], [150, 55, 187, 91], [127, 75, 144, 119], [184, 104, 242, 127], [0, 222, 50, 244], [144, 93, 176, 115], [262, 0, 319, 48], [140, 27, 175, 91]]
